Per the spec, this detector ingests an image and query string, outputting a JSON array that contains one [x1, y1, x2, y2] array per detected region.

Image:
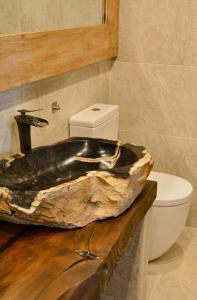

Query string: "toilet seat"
[[148, 171, 193, 207]]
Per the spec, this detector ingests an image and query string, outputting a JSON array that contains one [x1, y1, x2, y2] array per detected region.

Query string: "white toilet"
[[69, 104, 193, 262], [69, 103, 119, 140], [148, 171, 193, 261]]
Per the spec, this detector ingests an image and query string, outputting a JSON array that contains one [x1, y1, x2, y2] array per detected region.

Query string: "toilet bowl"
[[148, 171, 193, 261]]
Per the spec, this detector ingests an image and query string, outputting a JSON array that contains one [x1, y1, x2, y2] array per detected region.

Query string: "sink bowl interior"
[[0, 138, 143, 193]]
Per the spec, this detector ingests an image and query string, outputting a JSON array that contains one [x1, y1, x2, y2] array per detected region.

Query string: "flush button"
[[91, 108, 101, 111]]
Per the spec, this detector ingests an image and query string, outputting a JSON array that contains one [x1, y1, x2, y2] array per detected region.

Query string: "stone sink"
[[0, 137, 153, 228]]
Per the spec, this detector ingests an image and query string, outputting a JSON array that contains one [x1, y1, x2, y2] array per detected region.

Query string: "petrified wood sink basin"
[[0, 137, 153, 228]]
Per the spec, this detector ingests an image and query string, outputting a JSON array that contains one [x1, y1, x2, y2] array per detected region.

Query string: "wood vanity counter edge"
[[0, 180, 157, 300]]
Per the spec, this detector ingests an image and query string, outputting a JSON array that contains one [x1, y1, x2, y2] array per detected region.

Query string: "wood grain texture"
[[0, 180, 157, 300], [0, 0, 119, 92], [0, 222, 25, 248]]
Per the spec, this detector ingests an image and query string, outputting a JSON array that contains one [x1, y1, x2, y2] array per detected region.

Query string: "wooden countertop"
[[0, 180, 157, 300]]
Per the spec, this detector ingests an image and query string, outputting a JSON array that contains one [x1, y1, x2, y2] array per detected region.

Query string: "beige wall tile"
[[119, 131, 197, 183], [111, 61, 197, 139], [118, 0, 197, 66]]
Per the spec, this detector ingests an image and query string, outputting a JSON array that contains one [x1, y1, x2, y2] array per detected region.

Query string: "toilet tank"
[[69, 104, 119, 140]]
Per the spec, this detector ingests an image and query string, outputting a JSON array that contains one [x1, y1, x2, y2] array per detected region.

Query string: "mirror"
[[0, 0, 119, 93], [0, 0, 106, 36]]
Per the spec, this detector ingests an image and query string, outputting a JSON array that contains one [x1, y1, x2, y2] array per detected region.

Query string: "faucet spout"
[[14, 109, 49, 153]]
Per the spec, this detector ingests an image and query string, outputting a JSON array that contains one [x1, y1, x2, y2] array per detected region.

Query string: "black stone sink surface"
[[0, 137, 145, 209]]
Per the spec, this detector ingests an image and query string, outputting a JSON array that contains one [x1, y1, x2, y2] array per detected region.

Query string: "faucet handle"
[[17, 109, 43, 116]]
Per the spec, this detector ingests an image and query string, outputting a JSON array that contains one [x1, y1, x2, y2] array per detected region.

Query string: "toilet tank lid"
[[69, 104, 119, 128]]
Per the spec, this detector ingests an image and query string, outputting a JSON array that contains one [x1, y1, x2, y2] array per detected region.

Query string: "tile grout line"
[[116, 59, 197, 69], [119, 130, 197, 142]]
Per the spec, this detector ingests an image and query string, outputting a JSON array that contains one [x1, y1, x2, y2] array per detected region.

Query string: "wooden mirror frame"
[[0, 0, 119, 92]]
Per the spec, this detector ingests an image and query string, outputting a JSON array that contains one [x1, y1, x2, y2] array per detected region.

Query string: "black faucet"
[[14, 109, 49, 153]]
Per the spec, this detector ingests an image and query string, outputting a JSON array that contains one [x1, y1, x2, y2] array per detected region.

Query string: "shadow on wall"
[[0, 61, 112, 112]]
